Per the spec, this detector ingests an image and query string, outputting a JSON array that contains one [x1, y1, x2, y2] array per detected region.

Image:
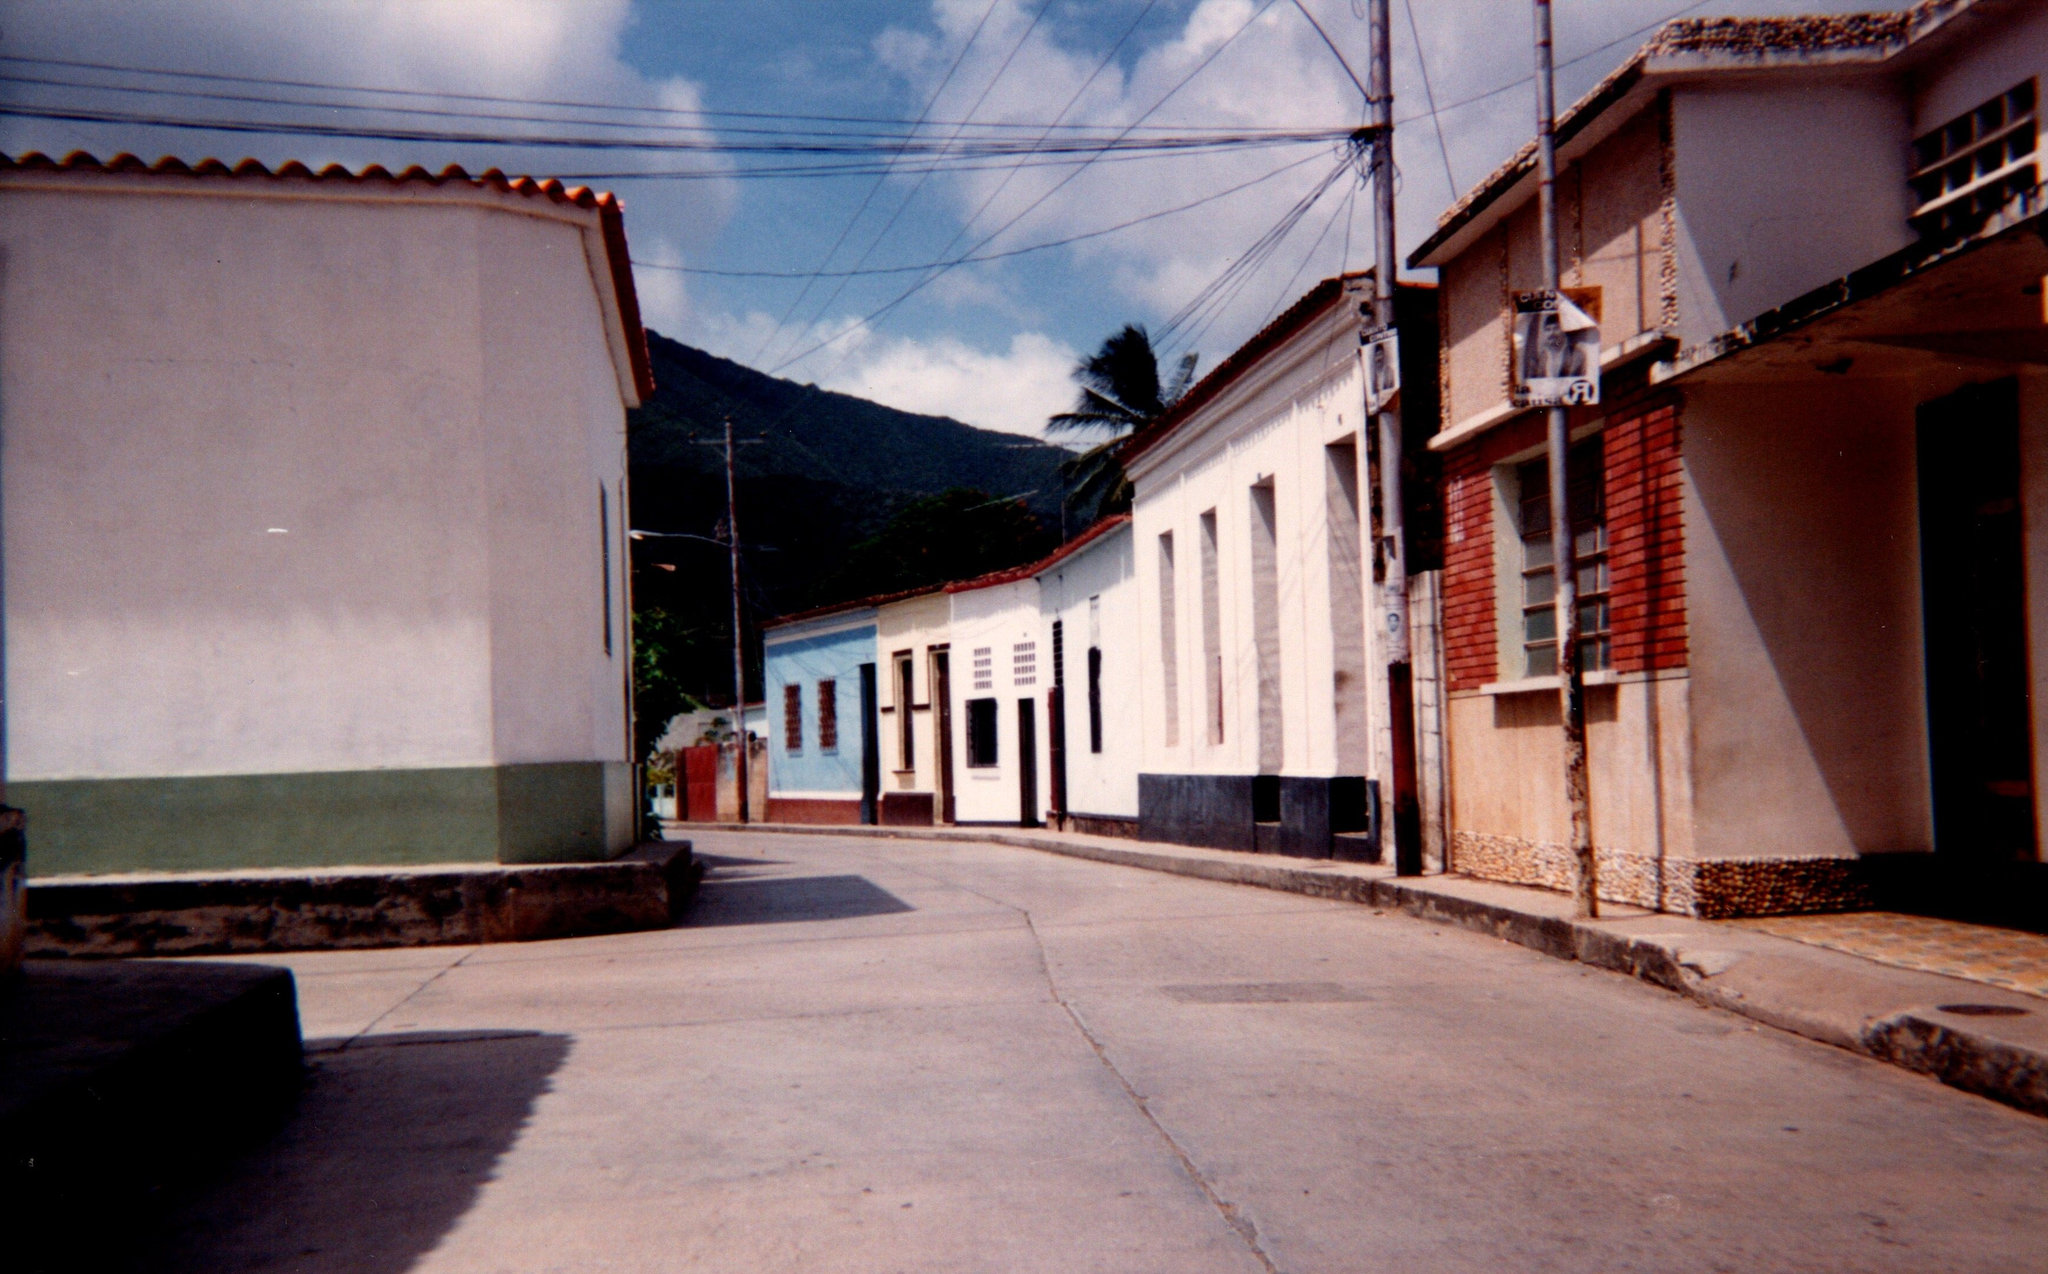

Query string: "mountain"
[[626, 331, 1075, 743]]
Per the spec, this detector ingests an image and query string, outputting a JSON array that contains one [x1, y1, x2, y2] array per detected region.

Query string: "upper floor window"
[[1514, 441, 1609, 678], [1911, 80, 2037, 240]]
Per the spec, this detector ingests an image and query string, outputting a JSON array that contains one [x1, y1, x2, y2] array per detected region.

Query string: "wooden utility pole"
[[1367, 0, 1422, 876], [722, 415, 751, 825], [1532, 0, 1597, 915]]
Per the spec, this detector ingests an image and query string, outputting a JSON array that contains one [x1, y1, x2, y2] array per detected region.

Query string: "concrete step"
[[1, 958, 303, 1269], [27, 841, 698, 957]]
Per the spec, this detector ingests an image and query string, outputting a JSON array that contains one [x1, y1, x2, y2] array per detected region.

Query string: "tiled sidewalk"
[[1735, 911, 2048, 1000]]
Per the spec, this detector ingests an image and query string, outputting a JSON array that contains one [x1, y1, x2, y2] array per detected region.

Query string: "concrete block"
[[26, 842, 695, 957]]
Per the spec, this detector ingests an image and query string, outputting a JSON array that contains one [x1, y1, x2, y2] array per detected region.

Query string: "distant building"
[[0, 151, 653, 874], [1408, 0, 2047, 917], [761, 516, 1140, 831], [1122, 274, 1441, 860]]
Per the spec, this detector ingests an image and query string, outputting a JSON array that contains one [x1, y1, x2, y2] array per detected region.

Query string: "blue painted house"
[[762, 605, 880, 824]]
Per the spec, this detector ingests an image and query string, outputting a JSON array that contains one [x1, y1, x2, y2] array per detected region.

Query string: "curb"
[[688, 822, 2048, 1118]]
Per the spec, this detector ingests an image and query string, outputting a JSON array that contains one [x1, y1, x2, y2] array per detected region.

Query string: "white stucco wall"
[[1038, 524, 1139, 820], [945, 579, 1048, 825], [1670, 79, 1913, 344], [1911, 2, 2048, 142], [1130, 293, 1389, 789], [0, 176, 633, 781]]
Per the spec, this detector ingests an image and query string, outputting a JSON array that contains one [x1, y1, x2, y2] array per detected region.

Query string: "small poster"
[[1512, 289, 1601, 407], [1362, 328, 1400, 414]]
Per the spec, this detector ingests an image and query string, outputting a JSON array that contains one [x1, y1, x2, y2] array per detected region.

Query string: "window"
[[972, 646, 993, 692], [1199, 509, 1223, 746], [1911, 80, 2037, 240], [817, 680, 838, 751], [599, 486, 613, 657], [1087, 646, 1104, 754], [1051, 620, 1065, 688], [1013, 640, 1037, 687], [1515, 440, 1609, 677], [966, 697, 999, 767], [895, 653, 915, 770], [1158, 534, 1180, 747], [783, 684, 803, 753]]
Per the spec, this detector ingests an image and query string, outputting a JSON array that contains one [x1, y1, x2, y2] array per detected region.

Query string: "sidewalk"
[[690, 820, 2048, 1118]]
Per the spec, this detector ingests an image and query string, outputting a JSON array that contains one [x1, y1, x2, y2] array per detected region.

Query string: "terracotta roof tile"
[[0, 149, 653, 400]]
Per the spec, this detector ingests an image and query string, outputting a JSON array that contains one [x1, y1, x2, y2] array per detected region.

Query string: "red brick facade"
[[1603, 403, 1687, 673], [1438, 403, 1685, 691]]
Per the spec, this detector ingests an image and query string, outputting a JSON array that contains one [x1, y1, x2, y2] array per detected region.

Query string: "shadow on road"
[[687, 873, 914, 927], [127, 1029, 571, 1274]]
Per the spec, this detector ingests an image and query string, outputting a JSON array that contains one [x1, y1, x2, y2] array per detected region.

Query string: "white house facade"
[[0, 151, 653, 875], [1036, 518, 1140, 833]]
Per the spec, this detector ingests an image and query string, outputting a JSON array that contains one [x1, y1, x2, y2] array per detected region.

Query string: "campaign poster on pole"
[[1362, 327, 1400, 414], [1511, 288, 1601, 407]]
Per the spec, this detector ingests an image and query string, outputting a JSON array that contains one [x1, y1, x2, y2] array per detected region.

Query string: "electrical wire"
[[1400, 0, 1458, 197]]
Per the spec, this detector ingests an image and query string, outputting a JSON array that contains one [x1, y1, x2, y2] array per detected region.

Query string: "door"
[[1017, 698, 1038, 827], [931, 649, 955, 824], [858, 663, 881, 826], [1918, 379, 2037, 861], [1047, 685, 1068, 829]]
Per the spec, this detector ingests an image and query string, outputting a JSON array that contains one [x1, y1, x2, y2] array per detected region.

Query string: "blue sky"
[[1, 0, 1874, 434]]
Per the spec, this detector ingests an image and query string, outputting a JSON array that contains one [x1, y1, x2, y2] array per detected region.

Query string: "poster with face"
[[1363, 328, 1400, 413], [1512, 290, 1601, 407]]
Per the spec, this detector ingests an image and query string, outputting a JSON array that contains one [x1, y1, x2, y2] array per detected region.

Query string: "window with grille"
[[1910, 80, 2037, 240], [817, 680, 838, 751], [1087, 647, 1104, 754], [895, 654, 915, 770], [966, 698, 999, 767], [1012, 640, 1037, 687], [1515, 441, 1610, 677], [783, 684, 803, 753], [972, 646, 993, 692]]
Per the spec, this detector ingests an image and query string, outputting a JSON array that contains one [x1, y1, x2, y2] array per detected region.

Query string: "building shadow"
[[122, 1029, 572, 1274], [686, 873, 914, 927], [691, 852, 790, 870]]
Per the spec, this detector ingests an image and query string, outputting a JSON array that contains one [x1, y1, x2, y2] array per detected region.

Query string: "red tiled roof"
[[945, 513, 1131, 594], [765, 582, 947, 631], [0, 149, 654, 401]]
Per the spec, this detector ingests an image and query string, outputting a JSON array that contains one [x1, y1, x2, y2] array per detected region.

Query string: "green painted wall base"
[[15, 763, 636, 877]]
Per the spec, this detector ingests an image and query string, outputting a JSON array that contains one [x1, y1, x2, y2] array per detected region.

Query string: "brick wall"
[[1437, 402, 1685, 692], [1603, 402, 1687, 673]]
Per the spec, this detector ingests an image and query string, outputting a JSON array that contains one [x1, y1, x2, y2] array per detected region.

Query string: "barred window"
[[1516, 440, 1610, 677], [783, 684, 803, 753], [817, 679, 838, 751], [1013, 640, 1037, 687], [972, 646, 994, 692], [966, 697, 999, 767]]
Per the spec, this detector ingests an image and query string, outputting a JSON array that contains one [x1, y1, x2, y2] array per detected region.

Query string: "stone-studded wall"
[[1449, 829, 1873, 917]]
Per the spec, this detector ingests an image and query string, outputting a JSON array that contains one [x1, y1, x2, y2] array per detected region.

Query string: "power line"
[[1289, 0, 1371, 104], [1400, 0, 1458, 197], [633, 150, 1326, 279]]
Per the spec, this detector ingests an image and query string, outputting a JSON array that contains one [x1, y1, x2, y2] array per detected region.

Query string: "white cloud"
[[825, 330, 1079, 438]]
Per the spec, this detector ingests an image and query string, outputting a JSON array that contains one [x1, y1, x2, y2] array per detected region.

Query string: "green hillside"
[[627, 331, 1074, 749]]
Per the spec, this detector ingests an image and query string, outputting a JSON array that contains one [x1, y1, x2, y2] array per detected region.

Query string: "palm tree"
[[1046, 324, 1197, 522]]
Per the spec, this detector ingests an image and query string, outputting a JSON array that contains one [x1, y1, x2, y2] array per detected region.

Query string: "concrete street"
[[135, 831, 2048, 1273]]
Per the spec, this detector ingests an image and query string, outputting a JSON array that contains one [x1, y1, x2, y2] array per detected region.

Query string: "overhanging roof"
[[1651, 185, 2048, 386]]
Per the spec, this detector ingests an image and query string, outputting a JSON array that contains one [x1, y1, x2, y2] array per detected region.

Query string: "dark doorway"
[[1918, 379, 2036, 862], [858, 663, 880, 825], [1017, 698, 1039, 827], [931, 648, 955, 823], [1048, 686, 1068, 830]]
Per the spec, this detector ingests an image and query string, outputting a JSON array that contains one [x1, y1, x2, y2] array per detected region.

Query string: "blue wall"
[[764, 619, 876, 796]]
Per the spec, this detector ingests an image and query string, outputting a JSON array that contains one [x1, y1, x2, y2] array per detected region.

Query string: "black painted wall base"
[[1139, 773, 1373, 859]]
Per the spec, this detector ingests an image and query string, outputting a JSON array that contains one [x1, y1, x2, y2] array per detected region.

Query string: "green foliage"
[[825, 488, 1056, 601], [631, 605, 704, 763], [1047, 324, 1198, 523]]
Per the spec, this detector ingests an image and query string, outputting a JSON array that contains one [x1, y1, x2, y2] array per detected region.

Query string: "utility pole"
[[1367, 0, 1422, 876], [722, 416, 751, 825], [1532, 0, 1597, 916]]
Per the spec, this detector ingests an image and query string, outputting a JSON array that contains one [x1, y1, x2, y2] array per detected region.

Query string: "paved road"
[[136, 831, 2048, 1272]]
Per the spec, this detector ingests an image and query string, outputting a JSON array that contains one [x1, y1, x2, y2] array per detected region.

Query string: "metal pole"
[[1368, 0, 1422, 876], [725, 415, 750, 825], [1533, 0, 1596, 916]]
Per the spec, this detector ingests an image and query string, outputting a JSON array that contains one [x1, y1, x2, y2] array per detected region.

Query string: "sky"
[[0, 0, 1879, 436]]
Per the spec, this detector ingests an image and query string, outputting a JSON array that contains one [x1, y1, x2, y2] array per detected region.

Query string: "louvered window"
[[1911, 80, 2037, 240]]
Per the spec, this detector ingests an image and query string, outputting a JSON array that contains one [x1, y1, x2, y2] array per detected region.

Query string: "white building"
[[1035, 518, 1140, 834], [1123, 275, 1441, 859], [0, 151, 652, 875]]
